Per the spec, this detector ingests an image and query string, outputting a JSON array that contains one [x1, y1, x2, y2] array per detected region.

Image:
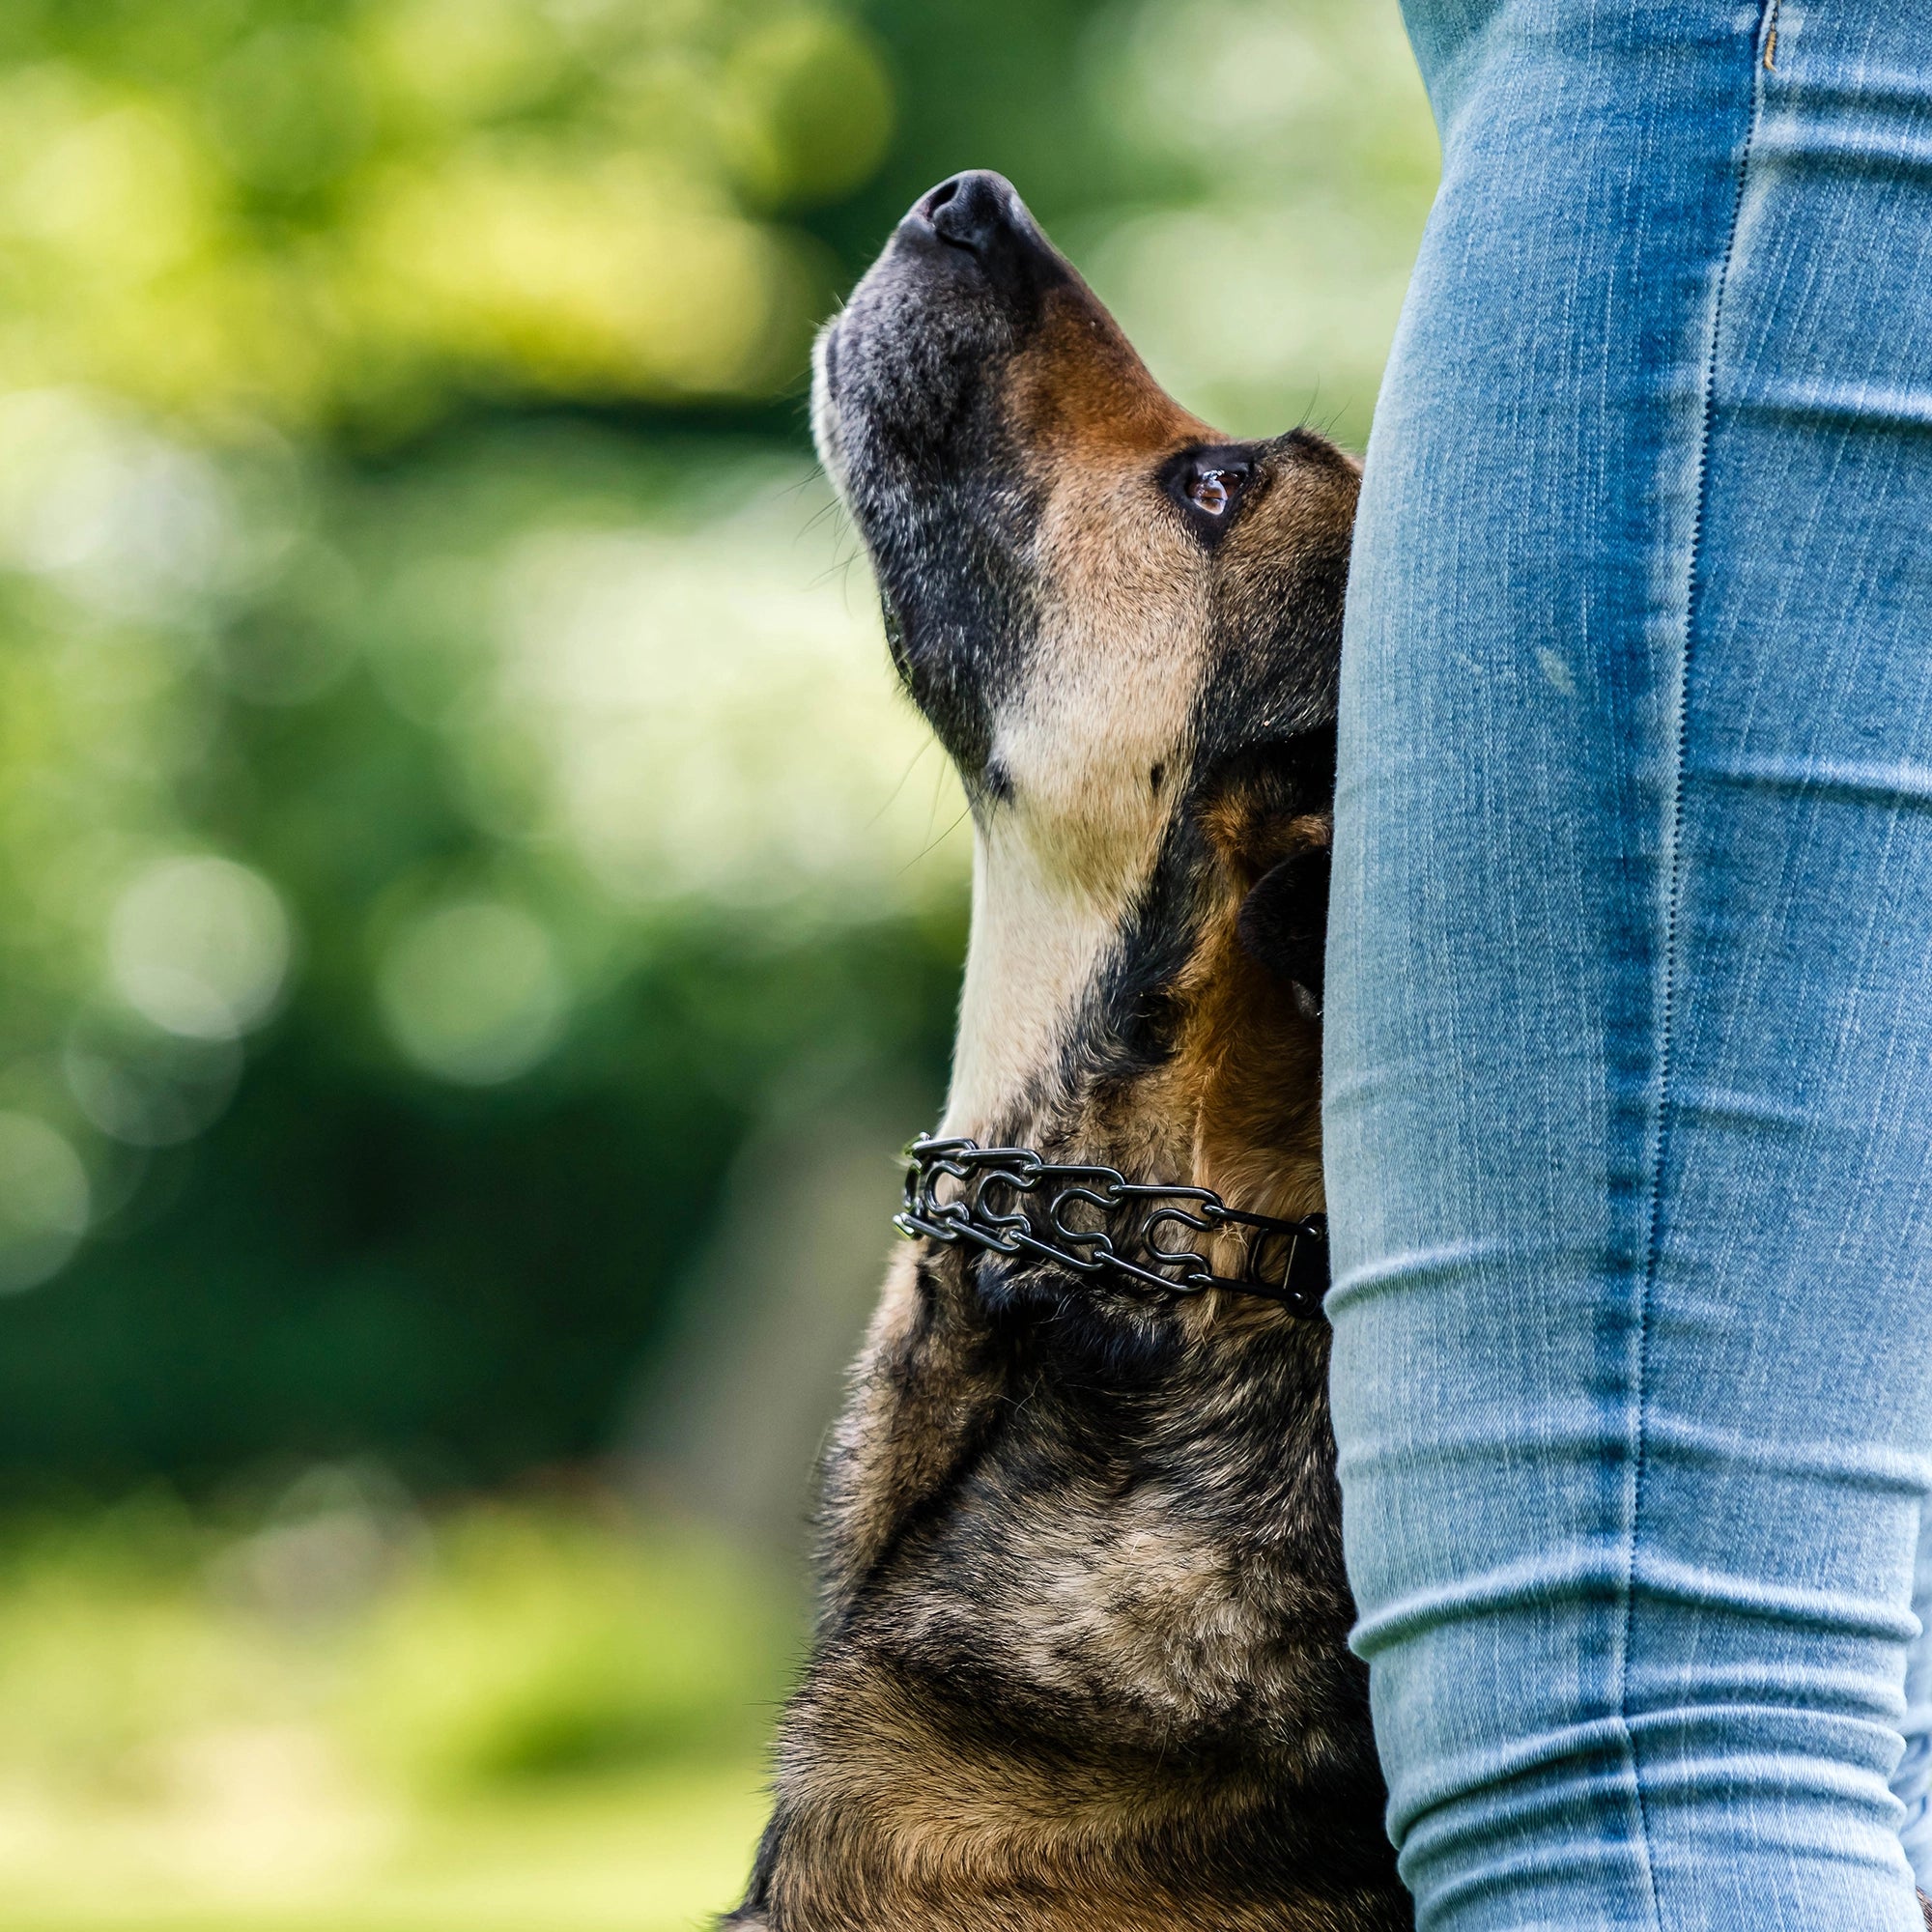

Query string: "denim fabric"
[[1325, 5, 1932, 1928]]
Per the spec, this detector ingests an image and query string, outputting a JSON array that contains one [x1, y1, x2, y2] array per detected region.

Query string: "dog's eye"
[[1187, 468, 1240, 516], [1163, 448, 1255, 540]]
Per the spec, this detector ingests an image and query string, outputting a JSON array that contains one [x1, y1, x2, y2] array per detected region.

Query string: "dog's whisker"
[[862, 740, 938, 830], [896, 802, 970, 876]]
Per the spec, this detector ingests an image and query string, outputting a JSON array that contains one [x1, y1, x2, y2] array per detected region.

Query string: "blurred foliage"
[[0, 411, 971, 1490], [0, 0, 1435, 1493], [0, 2, 1439, 1921], [1077, 0, 1435, 440], [0, 1488, 792, 1929], [0, 0, 892, 427]]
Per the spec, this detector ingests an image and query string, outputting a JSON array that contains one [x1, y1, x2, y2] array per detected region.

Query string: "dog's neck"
[[939, 600, 1200, 1144], [938, 789, 1324, 1226], [942, 816, 1145, 1139]]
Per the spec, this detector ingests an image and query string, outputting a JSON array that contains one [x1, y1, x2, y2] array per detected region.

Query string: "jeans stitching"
[[1619, 6, 1778, 1918]]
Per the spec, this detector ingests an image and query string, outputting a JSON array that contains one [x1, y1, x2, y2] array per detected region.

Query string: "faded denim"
[[1326, 4, 1932, 1927]]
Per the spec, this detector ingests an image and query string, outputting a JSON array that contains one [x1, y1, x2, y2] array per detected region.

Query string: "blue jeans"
[[1326, 4, 1932, 1927]]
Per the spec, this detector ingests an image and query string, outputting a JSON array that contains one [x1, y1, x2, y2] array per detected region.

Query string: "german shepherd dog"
[[728, 171, 1406, 1931]]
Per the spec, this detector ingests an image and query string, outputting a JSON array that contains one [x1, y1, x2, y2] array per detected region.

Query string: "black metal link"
[[894, 1134, 1328, 1319]]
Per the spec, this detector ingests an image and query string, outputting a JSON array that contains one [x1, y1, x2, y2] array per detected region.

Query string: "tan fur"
[[948, 295, 1221, 1132]]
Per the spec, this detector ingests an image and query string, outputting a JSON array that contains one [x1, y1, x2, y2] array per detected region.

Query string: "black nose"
[[897, 170, 1067, 307], [914, 171, 1017, 253]]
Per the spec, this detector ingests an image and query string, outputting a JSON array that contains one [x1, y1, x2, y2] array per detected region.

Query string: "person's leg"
[[1326, 4, 1932, 1928], [1897, 1508, 1932, 1892]]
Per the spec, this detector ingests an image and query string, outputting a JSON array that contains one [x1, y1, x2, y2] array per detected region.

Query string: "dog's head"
[[815, 172, 1354, 1218]]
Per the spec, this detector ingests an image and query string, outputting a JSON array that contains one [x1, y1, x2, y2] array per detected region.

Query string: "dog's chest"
[[853, 1309, 1355, 1752]]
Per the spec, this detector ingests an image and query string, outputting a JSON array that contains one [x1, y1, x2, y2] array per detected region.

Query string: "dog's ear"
[[1237, 842, 1331, 1012]]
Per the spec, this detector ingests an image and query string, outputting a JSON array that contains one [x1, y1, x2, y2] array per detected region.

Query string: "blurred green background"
[[0, 1, 1436, 1924]]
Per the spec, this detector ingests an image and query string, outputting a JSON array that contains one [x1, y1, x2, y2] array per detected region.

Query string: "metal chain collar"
[[895, 1134, 1329, 1319]]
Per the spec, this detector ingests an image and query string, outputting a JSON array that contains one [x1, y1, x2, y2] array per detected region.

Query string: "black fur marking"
[[1239, 847, 1332, 1008], [819, 214, 1048, 782]]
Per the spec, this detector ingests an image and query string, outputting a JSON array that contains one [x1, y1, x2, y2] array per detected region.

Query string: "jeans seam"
[[1619, 6, 1777, 1918]]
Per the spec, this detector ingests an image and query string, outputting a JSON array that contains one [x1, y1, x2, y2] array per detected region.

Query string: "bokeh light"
[[0, 1112, 90, 1293], [107, 855, 293, 1041], [63, 1025, 242, 1150], [376, 899, 567, 1085]]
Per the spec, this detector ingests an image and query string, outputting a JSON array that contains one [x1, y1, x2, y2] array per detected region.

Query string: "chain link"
[[895, 1134, 1328, 1318]]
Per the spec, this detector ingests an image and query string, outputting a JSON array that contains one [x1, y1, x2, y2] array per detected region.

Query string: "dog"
[[726, 170, 1406, 1931]]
